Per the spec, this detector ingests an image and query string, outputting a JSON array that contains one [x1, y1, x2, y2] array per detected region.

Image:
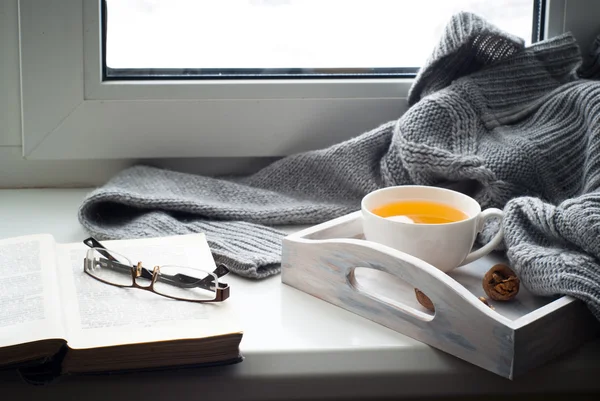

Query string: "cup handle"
[[458, 208, 504, 266]]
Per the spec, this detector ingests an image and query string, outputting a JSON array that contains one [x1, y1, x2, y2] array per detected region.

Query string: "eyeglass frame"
[[82, 237, 230, 303]]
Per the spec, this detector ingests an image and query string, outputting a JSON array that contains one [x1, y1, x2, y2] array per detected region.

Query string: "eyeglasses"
[[82, 237, 230, 303]]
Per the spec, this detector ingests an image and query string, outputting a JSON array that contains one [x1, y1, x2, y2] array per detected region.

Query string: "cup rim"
[[361, 185, 481, 226]]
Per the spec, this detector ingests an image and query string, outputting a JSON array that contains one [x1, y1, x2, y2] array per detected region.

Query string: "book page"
[[56, 234, 241, 350], [0, 234, 65, 347]]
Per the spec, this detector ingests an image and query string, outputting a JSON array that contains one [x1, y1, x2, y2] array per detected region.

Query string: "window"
[[104, 0, 543, 80], [19, 0, 582, 161]]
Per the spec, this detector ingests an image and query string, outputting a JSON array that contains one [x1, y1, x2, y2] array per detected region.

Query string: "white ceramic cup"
[[361, 185, 504, 273]]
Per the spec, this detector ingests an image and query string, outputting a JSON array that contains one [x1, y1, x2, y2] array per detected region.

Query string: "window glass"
[[104, 0, 540, 79]]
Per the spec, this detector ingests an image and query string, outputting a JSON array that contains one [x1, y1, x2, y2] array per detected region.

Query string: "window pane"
[[104, 0, 538, 79]]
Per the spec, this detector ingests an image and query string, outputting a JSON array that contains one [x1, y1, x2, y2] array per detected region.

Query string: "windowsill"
[[1, 188, 600, 400]]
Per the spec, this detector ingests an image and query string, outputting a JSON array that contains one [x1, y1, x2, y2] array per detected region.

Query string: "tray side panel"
[[512, 299, 600, 378], [281, 237, 516, 378]]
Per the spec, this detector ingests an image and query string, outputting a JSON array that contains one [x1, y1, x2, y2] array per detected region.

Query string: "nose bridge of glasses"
[[132, 263, 159, 287]]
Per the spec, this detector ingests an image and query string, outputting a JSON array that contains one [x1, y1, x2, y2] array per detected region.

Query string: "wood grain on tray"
[[281, 211, 600, 379]]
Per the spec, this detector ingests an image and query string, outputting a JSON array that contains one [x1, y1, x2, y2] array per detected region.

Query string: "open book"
[[0, 233, 243, 382]]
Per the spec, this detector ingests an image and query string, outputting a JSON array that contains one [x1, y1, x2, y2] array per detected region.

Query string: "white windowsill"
[[1, 188, 600, 400]]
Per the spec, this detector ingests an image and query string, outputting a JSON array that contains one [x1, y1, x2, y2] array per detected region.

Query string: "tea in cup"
[[361, 185, 503, 272]]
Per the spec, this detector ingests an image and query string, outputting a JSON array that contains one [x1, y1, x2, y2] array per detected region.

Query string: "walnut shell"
[[483, 263, 520, 301], [415, 288, 435, 312]]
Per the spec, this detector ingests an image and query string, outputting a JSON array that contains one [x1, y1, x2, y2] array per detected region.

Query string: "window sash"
[[19, 0, 571, 160]]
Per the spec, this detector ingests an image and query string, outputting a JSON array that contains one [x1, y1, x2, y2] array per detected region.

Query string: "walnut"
[[415, 288, 435, 312], [483, 263, 520, 301]]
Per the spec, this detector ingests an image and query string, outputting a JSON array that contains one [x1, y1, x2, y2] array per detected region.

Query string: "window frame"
[[19, 0, 567, 160]]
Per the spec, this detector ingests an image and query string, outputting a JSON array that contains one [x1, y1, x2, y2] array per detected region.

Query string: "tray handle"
[[289, 236, 505, 327]]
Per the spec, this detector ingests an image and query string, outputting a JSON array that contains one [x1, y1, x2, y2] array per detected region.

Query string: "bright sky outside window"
[[104, 0, 541, 79]]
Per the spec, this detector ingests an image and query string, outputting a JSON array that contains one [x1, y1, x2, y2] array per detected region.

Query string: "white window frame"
[[19, 0, 574, 159]]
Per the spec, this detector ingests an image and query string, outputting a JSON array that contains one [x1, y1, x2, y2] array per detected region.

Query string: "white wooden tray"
[[281, 211, 600, 379]]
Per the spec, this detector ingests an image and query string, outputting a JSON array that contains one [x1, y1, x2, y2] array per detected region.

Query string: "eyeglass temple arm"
[[84, 237, 116, 261], [157, 265, 229, 291], [83, 237, 230, 290]]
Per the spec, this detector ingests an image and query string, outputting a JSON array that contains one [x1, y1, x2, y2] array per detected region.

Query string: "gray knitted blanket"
[[79, 13, 600, 319]]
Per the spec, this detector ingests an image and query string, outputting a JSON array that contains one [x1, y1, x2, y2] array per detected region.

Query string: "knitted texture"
[[579, 33, 600, 79], [504, 195, 600, 318], [79, 13, 600, 318], [78, 122, 394, 278], [407, 12, 525, 106]]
